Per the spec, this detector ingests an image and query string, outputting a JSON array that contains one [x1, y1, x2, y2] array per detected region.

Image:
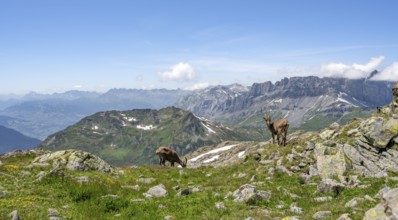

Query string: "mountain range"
[[0, 76, 394, 143], [175, 76, 394, 131]]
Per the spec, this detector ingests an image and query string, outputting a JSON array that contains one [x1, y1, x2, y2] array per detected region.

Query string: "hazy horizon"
[[1, 0, 398, 94]]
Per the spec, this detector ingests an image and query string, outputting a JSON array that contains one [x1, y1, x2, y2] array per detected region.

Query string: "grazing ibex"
[[155, 146, 187, 168], [263, 115, 289, 146]]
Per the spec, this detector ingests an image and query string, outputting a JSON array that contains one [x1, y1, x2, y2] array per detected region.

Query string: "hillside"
[[0, 125, 41, 154], [38, 106, 250, 165], [176, 76, 394, 131]]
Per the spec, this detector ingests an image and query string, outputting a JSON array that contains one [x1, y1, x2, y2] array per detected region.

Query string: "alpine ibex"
[[263, 115, 289, 146], [155, 146, 187, 167]]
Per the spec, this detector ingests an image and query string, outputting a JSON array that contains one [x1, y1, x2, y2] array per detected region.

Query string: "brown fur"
[[155, 146, 187, 167], [263, 115, 289, 146]]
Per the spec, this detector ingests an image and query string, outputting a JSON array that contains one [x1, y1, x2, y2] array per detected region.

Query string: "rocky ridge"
[[176, 76, 394, 130]]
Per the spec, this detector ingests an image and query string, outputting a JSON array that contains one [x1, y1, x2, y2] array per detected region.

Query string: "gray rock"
[[364, 187, 398, 220], [313, 196, 332, 202], [315, 144, 348, 179], [146, 184, 167, 198], [276, 165, 293, 176], [164, 216, 174, 220], [48, 208, 60, 216], [290, 205, 303, 214], [312, 211, 331, 219], [32, 150, 113, 173], [137, 178, 156, 184], [309, 165, 319, 177], [317, 178, 345, 194], [298, 173, 311, 184], [244, 217, 254, 220], [337, 213, 351, 220], [8, 210, 20, 220], [344, 197, 364, 208], [101, 194, 121, 199], [329, 122, 340, 130], [215, 202, 226, 210], [233, 184, 271, 205]]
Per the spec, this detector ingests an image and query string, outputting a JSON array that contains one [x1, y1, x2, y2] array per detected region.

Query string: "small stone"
[[329, 122, 340, 130], [244, 217, 254, 220], [62, 205, 70, 209], [172, 185, 180, 190], [215, 202, 226, 210], [146, 184, 167, 198], [164, 216, 174, 219], [48, 208, 60, 216], [101, 194, 121, 199], [290, 205, 303, 214], [8, 210, 20, 220], [312, 211, 331, 219], [337, 213, 352, 220], [250, 175, 257, 181], [313, 196, 332, 202], [137, 178, 156, 184], [345, 197, 364, 208]]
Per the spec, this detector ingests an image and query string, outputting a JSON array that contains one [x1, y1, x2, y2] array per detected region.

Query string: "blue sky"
[[1, 0, 398, 94]]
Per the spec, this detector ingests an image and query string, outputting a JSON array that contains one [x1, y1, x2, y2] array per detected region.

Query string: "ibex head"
[[181, 157, 188, 168], [263, 115, 272, 125]]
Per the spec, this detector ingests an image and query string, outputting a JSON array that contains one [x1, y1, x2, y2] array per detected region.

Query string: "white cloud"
[[185, 82, 215, 90], [320, 56, 385, 79], [73, 85, 83, 89], [371, 62, 398, 81], [158, 62, 197, 81]]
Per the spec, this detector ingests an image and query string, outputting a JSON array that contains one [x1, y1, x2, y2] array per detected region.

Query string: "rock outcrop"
[[31, 150, 113, 173], [364, 188, 398, 219]]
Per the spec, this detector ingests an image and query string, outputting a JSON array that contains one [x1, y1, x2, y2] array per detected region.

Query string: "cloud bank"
[[320, 56, 385, 79], [371, 62, 398, 81], [158, 62, 197, 81]]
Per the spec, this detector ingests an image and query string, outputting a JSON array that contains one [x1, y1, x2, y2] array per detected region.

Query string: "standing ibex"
[[263, 115, 289, 146], [156, 146, 187, 168]]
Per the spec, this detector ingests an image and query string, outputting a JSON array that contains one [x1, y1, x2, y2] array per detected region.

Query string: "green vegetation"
[[1, 145, 396, 220]]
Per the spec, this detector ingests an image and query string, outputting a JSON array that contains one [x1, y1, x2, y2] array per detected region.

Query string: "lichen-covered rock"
[[32, 150, 113, 173], [364, 187, 398, 220], [315, 143, 349, 179]]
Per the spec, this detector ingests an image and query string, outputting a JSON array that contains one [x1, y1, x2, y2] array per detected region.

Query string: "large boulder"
[[364, 188, 398, 219], [32, 150, 113, 173], [315, 143, 349, 179]]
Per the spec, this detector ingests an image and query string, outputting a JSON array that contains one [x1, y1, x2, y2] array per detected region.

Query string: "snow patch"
[[93, 131, 103, 135], [92, 125, 99, 130], [238, 151, 245, 158], [201, 122, 216, 134], [190, 144, 238, 162], [136, 125, 156, 130], [271, 98, 283, 104], [125, 117, 137, 122], [203, 155, 220, 163], [284, 111, 290, 118]]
